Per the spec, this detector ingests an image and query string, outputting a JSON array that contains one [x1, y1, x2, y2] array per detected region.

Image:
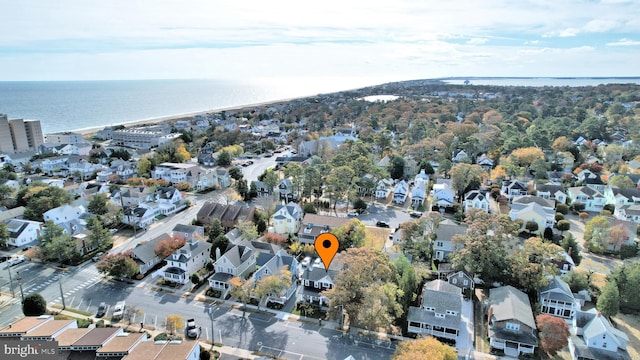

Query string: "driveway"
[[457, 298, 474, 356]]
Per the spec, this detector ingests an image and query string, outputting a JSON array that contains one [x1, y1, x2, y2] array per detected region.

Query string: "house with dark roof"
[[251, 249, 299, 305], [209, 242, 257, 298], [447, 270, 475, 293], [272, 202, 303, 234], [407, 280, 462, 342], [488, 286, 538, 357], [476, 154, 494, 171], [250, 180, 272, 197], [278, 178, 295, 200], [131, 234, 166, 274], [299, 263, 339, 307], [501, 180, 528, 200], [569, 309, 630, 360], [463, 190, 489, 213], [296, 214, 350, 245], [604, 187, 640, 207], [58, 327, 121, 352], [196, 201, 256, 229], [172, 224, 205, 241], [539, 276, 579, 320], [159, 236, 212, 285], [4, 218, 42, 247]]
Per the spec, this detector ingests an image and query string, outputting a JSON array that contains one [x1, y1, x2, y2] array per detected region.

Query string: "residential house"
[[297, 214, 350, 245], [297, 135, 357, 157], [0, 315, 55, 339], [159, 236, 212, 285], [56, 327, 122, 353], [152, 162, 205, 187], [131, 234, 166, 275], [501, 180, 528, 200], [299, 263, 339, 306], [453, 150, 469, 163], [604, 187, 640, 207], [488, 286, 538, 357], [567, 187, 606, 212], [547, 170, 574, 185], [95, 332, 147, 359], [0, 206, 25, 223], [4, 219, 42, 247], [539, 276, 579, 320], [215, 167, 231, 188], [272, 202, 304, 235], [251, 180, 272, 197], [209, 243, 257, 298], [21, 319, 77, 341], [121, 186, 184, 229], [447, 270, 475, 293], [251, 249, 298, 305], [375, 178, 394, 199], [614, 204, 640, 224], [393, 180, 409, 204], [509, 195, 555, 234], [43, 204, 86, 224], [463, 190, 489, 213], [553, 250, 576, 275], [411, 170, 430, 208], [431, 178, 455, 209], [407, 280, 462, 343], [172, 224, 205, 241], [477, 154, 494, 171], [196, 202, 256, 230], [569, 309, 630, 360], [584, 176, 607, 193], [278, 178, 295, 200], [433, 219, 467, 261], [535, 183, 567, 204]]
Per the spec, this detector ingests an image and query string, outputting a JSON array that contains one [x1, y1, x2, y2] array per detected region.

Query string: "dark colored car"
[[376, 221, 390, 228], [96, 302, 106, 318]]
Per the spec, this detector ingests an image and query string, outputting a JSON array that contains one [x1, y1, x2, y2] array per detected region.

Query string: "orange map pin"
[[314, 233, 339, 271]]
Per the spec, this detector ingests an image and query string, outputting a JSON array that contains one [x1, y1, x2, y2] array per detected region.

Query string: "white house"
[[567, 187, 605, 212], [489, 286, 538, 357], [272, 202, 304, 235], [407, 280, 462, 342], [159, 236, 212, 285], [501, 180, 528, 200], [43, 204, 86, 224], [539, 277, 579, 320], [209, 243, 257, 298], [432, 179, 455, 209], [535, 183, 567, 205], [411, 170, 430, 207], [375, 178, 394, 199], [393, 180, 409, 204], [463, 190, 489, 213], [4, 219, 42, 247], [509, 196, 556, 234], [570, 309, 630, 360], [251, 249, 298, 305]]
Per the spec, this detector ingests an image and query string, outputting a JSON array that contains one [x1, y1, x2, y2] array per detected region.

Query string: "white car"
[[7, 255, 26, 267], [112, 301, 126, 320], [347, 211, 359, 218], [300, 256, 312, 267]]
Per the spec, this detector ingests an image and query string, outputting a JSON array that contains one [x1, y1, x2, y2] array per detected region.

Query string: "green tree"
[[96, 252, 139, 279], [508, 237, 562, 293], [236, 220, 258, 240], [525, 221, 539, 235], [88, 193, 109, 215], [562, 271, 589, 293], [136, 156, 152, 177], [207, 219, 224, 242], [323, 248, 400, 331], [216, 150, 232, 167], [352, 198, 367, 213], [0, 184, 13, 200], [597, 279, 620, 317], [228, 166, 243, 181], [387, 155, 406, 180], [331, 219, 367, 251], [394, 255, 418, 314], [283, 163, 304, 199], [0, 222, 8, 247], [557, 220, 571, 235], [451, 210, 519, 284], [561, 233, 582, 265], [302, 202, 317, 214], [210, 235, 229, 258], [19, 185, 74, 222], [392, 337, 456, 360], [38, 221, 77, 264], [261, 169, 280, 199], [610, 262, 640, 313], [236, 178, 249, 200], [449, 163, 486, 201], [608, 175, 635, 189], [86, 216, 113, 251], [302, 166, 322, 200], [253, 267, 292, 309], [23, 293, 47, 316]]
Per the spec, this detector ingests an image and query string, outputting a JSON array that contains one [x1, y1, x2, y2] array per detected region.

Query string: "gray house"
[[489, 286, 538, 357], [407, 280, 462, 343], [130, 234, 166, 274]]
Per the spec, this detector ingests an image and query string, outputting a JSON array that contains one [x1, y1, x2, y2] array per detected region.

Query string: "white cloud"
[[467, 38, 489, 45], [607, 38, 640, 46]]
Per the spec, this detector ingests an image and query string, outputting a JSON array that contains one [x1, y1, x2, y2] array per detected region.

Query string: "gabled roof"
[[540, 276, 575, 303], [172, 224, 202, 234], [22, 319, 75, 338], [490, 285, 536, 329], [132, 234, 168, 262], [609, 187, 640, 200], [464, 190, 487, 201], [511, 195, 554, 209], [220, 243, 255, 268], [567, 186, 604, 198], [274, 202, 303, 219], [535, 183, 564, 194], [435, 220, 467, 241]]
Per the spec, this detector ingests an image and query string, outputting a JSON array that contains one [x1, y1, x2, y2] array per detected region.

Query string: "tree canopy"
[[392, 337, 456, 360]]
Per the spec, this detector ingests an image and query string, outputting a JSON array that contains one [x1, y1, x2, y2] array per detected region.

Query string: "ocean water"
[[1, 77, 638, 134], [0, 77, 382, 134]]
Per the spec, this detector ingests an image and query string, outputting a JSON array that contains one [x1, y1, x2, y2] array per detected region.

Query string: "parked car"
[[409, 211, 423, 218], [112, 301, 125, 320], [7, 255, 26, 267], [300, 256, 312, 267], [347, 211, 359, 218], [92, 252, 105, 262], [96, 302, 106, 318], [186, 318, 198, 339], [376, 221, 390, 228]]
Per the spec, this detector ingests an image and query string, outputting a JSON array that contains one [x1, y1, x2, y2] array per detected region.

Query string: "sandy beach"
[[76, 95, 307, 139]]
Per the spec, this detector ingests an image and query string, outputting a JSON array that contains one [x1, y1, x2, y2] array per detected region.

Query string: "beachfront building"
[[112, 125, 180, 149], [0, 114, 44, 154], [45, 131, 84, 144]]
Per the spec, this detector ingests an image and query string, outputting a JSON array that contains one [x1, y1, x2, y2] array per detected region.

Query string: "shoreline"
[[75, 95, 309, 138]]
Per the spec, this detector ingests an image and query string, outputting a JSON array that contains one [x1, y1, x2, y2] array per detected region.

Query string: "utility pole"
[[7, 266, 15, 298], [16, 271, 24, 304], [58, 275, 66, 310]]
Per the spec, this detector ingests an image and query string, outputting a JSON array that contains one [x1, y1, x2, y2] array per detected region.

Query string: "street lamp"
[[208, 305, 218, 349]]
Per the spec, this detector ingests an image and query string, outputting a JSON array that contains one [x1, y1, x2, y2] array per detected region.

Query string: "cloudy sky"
[[1, 0, 639, 83]]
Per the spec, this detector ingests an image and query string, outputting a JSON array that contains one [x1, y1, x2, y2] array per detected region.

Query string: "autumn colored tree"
[[253, 267, 292, 309], [96, 252, 139, 279], [392, 336, 456, 360], [154, 235, 186, 258], [536, 314, 570, 356], [489, 165, 507, 182], [608, 224, 630, 251], [608, 175, 635, 189], [511, 147, 544, 168], [331, 218, 367, 251], [165, 314, 184, 334], [583, 215, 610, 251], [552, 136, 573, 153], [508, 238, 562, 293]]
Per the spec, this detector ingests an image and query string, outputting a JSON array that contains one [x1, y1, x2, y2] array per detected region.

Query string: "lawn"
[[364, 227, 390, 251], [612, 313, 640, 360]]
